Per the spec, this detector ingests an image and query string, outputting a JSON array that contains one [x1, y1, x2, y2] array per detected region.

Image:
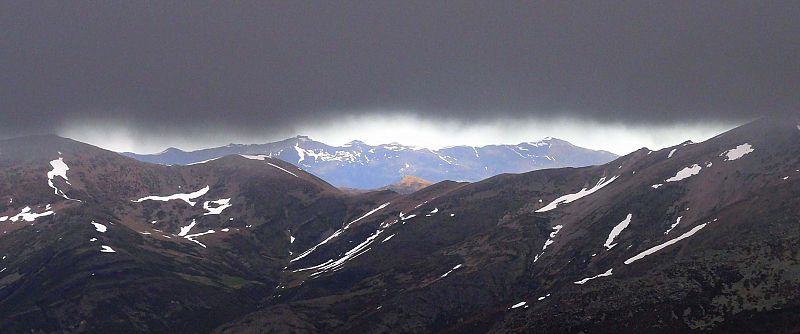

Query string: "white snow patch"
[[221, 228, 230, 232], [537, 294, 551, 301], [295, 228, 384, 277], [667, 149, 677, 158], [186, 157, 221, 165], [89, 238, 97, 242], [132, 185, 210, 206], [178, 219, 197, 237], [721, 143, 754, 161], [665, 216, 682, 235], [91, 221, 107, 233], [439, 264, 463, 278], [9, 206, 54, 222], [203, 198, 232, 215], [625, 222, 709, 265], [574, 268, 614, 285], [665, 164, 702, 182], [184, 229, 215, 248], [266, 162, 299, 177], [536, 176, 619, 212], [534, 225, 563, 262], [603, 214, 632, 250], [99, 245, 116, 253], [430, 208, 439, 214], [382, 234, 396, 243], [510, 301, 527, 309], [47, 157, 71, 199], [651, 184, 663, 189]]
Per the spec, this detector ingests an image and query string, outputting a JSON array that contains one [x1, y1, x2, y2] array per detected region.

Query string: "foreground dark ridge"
[[0, 115, 797, 333], [122, 136, 618, 189]]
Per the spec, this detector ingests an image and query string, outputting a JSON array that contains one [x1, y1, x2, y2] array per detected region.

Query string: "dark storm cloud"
[[1, 1, 798, 137]]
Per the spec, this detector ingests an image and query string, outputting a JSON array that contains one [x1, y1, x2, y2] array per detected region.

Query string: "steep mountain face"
[[0, 136, 401, 332], [213, 116, 800, 333], [122, 136, 618, 189], [2, 116, 799, 333]]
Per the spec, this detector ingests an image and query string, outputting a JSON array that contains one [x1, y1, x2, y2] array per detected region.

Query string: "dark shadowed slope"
[[216, 116, 800, 333], [1, 116, 799, 333]]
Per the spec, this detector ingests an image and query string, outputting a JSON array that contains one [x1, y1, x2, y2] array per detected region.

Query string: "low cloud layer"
[[2, 1, 797, 150]]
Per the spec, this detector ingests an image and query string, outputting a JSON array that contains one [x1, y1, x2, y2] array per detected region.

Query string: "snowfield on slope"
[[624, 221, 711, 265], [574, 268, 613, 285], [132, 185, 210, 206], [291, 202, 391, 263], [721, 143, 754, 161], [536, 176, 619, 212], [665, 164, 702, 182], [203, 198, 232, 215], [47, 157, 71, 199], [604, 214, 632, 250]]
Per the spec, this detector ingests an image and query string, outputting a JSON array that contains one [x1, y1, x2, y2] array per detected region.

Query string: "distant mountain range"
[[122, 136, 618, 188]]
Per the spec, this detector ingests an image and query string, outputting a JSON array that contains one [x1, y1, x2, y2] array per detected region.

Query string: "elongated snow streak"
[[536, 176, 619, 212], [290, 202, 391, 263], [294, 228, 384, 276], [266, 162, 299, 177], [382, 234, 396, 242], [184, 230, 215, 248], [667, 148, 677, 158], [439, 264, 463, 278], [624, 222, 708, 265], [203, 198, 232, 215], [604, 214, 632, 250], [510, 301, 527, 309], [721, 143, 754, 161], [47, 158, 71, 199], [240, 155, 300, 177], [574, 268, 613, 285], [9, 206, 54, 222], [178, 219, 197, 237], [100, 245, 116, 253], [534, 225, 563, 262], [664, 216, 682, 235], [186, 157, 221, 165], [91, 221, 107, 233], [665, 165, 702, 182], [132, 185, 209, 206]]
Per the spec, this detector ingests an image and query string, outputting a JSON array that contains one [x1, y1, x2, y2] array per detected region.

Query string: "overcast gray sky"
[[2, 1, 797, 154]]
